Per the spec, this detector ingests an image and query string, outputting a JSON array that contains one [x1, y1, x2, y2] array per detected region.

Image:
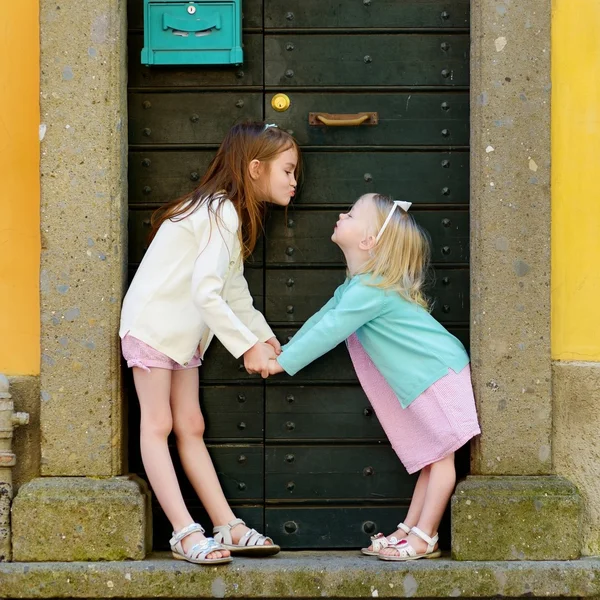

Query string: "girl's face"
[[255, 147, 298, 206], [331, 196, 378, 250]]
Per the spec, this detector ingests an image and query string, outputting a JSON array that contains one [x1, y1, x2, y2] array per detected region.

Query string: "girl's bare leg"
[[170, 368, 272, 545], [380, 454, 456, 556], [367, 466, 430, 551], [133, 367, 227, 559]]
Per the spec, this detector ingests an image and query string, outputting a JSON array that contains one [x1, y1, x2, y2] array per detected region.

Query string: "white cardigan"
[[119, 197, 274, 366]]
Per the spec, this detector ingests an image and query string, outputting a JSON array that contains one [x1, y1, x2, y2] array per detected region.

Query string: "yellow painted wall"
[[0, 1, 40, 374], [552, 0, 600, 361]]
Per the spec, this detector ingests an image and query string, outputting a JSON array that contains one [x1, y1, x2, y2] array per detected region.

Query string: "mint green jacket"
[[277, 275, 469, 408]]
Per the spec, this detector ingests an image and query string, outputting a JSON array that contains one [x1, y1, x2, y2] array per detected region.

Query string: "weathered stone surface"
[[11, 477, 150, 562], [553, 361, 600, 556], [8, 375, 40, 491], [470, 1, 553, 475], [452, 476, 581, 560], [1, 553, 600, 598], [39, 0, 128, 476]]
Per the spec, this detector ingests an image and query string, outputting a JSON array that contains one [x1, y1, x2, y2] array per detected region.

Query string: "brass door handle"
[[309, 112, 378, 127]]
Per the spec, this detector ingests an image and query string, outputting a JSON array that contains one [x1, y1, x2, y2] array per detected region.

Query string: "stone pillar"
[[11, 1, 151, 561], [451, 0, 581, 560]]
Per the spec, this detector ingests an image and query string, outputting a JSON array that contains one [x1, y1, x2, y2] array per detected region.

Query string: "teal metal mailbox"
[[141, 1, 243, 66]]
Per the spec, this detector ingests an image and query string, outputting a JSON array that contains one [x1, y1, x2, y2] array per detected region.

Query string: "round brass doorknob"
[[272, 93, 291, 112]]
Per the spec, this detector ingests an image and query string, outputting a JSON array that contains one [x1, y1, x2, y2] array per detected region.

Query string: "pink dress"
[[347, 333, 480, 474]]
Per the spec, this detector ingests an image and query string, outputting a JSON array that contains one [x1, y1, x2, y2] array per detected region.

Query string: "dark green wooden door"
[[127, 0, 470, 550]]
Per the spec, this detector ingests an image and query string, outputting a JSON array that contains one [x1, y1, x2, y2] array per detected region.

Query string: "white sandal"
[[170, 523, 232, 565], [378, 526, 442, 561], [213, 518, 280, 556], [361, 522, 411, 556]]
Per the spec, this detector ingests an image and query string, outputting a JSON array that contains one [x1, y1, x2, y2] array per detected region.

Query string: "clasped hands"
[[243, 337, 285, 379]]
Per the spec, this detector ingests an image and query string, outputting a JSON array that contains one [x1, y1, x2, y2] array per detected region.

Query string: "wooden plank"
[[266, 445, 416, 501], [265, 92, 469, 146], [200, 334, 266, 383], [129, 150, 469, 206], [271, 327, 357, 383], [265, 209, 469, 266], [127, 209, 264, 266], [130, 444, 264, 501], [129, 92, 263, 145], [128, 0, 263, 31], [152, 504, 264, 551], [129, 33, 263, 88], [265, 506, 410, 549], [296, 151, 469, 206], [266, 386, 386, 441], [268, 325, 469, 384], [265, 0, 469, 29], [265, 34, 469, 87], [201, 386, 264, 441], [266, 269, 346, 323], [265, 268, 470, 324], [127, 380, 264, 442], [128, 151, 217, 205]]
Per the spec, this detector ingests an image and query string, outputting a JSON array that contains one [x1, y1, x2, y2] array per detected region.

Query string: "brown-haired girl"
[[120, 122, 300, 565]]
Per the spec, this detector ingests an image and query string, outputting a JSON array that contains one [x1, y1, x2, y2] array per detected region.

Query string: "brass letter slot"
[[309, 112, 379, 127]]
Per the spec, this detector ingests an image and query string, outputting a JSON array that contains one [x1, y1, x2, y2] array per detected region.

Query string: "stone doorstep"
[[1, 552, 600, 598]]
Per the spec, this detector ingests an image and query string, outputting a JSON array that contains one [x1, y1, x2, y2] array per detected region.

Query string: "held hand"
[[243, 342, 277, 377], [267, 358, 284, 376], [265, 336, 282, 355]]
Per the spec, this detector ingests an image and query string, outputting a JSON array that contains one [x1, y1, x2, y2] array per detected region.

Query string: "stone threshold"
[[1, 552, 600, 598]]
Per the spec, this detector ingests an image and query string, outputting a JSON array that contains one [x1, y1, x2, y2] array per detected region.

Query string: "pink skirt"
[[121, 333, 202, 372], [347, 333, 480, 474]]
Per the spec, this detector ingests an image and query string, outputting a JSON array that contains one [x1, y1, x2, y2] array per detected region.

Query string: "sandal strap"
[[169, 522, 205, 546], [410, 526, 438, 551], [238, 528, 273, 547], [395, 542, 417, 558], [213, 517, 247, 545], [397, 522, 411, 535], [371, 538, 389, 552], [188, 537, 224, 561], [228, 517, 246, 528]]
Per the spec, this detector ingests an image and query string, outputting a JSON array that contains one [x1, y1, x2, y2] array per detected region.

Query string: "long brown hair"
[[150, 122, 300, 259]]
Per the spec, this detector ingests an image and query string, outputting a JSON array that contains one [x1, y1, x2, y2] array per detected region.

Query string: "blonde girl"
[[120, 122, 300, 565], [268, 193, 480, 561]]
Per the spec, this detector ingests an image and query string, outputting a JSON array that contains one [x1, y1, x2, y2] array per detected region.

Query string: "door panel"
[[127, 0, 470, 550], [265, 210, 469, 266], [129, 33, 264, 88], [265, 35, 469, 87], [266, 386, 386, 441], [129, 92, 263, 145], [264, 92, 469, 146], [128, 210, 264, 266], [265, 506, 413, 549], [264, 0, 469, 29], [129, 150, 469, 206], [153, 504, 264, 551], [266, 446, 415, 501], [293, 151, 469, 206], [265, 268, 470, 324], [201, 386, 265, 442], [129, 151, 217, 205], [130, 444, 264, 502]]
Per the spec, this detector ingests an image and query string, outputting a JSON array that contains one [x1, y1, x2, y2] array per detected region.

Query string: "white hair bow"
[[375, 200, 412, 242], [263, 123, 278, 131]]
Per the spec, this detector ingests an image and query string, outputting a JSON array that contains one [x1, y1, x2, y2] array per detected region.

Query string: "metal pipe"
[[0, 375, 29, 561]]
